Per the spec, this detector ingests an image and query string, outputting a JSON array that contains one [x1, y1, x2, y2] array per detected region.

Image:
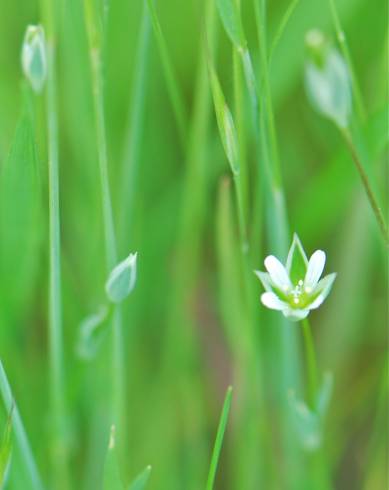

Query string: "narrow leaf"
[[207, 61, 239, 175], [127, 466, 152, 490], [103, 425, 123, 490], [206, 386, 233, 490], [0, 88, 42, 319], [0, 406, 13, 489], [216, 0, 246, 49]]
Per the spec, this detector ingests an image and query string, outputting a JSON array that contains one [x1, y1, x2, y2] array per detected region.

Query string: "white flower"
[[254, 234, 336, 321]]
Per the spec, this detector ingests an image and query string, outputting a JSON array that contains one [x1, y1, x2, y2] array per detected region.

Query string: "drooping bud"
[[304, 29, 352, 128], [105, 252, 138, 303], [21, 25, 47, 93]]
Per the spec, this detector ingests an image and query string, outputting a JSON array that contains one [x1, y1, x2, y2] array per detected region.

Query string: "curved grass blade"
[[269, 0, 301, 63], [146, 0, 187, 148], [0, 360, 44, 490], [0, 406, 13, 489], [205, 386, 233, 490]]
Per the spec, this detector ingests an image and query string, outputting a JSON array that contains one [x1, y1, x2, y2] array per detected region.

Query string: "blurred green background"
[[0, 0, 387, 488]]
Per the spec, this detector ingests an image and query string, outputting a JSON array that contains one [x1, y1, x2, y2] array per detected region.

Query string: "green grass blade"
[[0, 361, 44, 490], [0, 87, 41, 322], [216, 0, 246, 48], [103, 426, 122, 490], [41, 0, 69, 485], [83, 0, 126, 437], [0, 406, 13, 488], [119, 3, 151, 250], [127, 465, 152, 490], [146, 0, 187, 149], [269, 0, 301, 63], [205, 386, 233, 490]]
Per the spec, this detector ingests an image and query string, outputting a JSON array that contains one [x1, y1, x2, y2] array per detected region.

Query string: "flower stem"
[[301, 318, 318, 408], [340, 127, 389, 247], [83, 0, 125, 433], [42, 0, 70, 486]]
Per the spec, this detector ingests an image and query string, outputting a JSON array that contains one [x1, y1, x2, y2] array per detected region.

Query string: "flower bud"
[[105, 252, 138, 303], [304, 29, 351, 129], [21, 25, 47, 93]]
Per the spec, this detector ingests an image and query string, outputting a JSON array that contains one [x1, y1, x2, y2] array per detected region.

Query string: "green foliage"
[[0, 0, 386, 488]]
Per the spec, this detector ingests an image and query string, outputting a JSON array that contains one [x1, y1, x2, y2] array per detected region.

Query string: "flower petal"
[[261, 292, 288, 311], [264, 255, 292, 291], [304, 250, 326, 290], [282, 308, 310, 322], [307, 273, 336, 310], [254, 271, 273, 292]]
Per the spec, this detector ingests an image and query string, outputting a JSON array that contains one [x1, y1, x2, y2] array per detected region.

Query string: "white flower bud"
[[21, 25, 47, 93], [304, 29, 352, 128], [105, 252, 138, 303]]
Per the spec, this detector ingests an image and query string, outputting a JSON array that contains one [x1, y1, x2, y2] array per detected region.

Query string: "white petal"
[[264, 255, 291, 291], [308, 273, 336, 310], [304, 250, 326, 290], [261, 292, 288, 311], [254, 271, 273, 292], [282, 308, 310, 322]]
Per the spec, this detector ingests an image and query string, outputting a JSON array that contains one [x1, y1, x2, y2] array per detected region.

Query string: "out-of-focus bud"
[[304, 29, 352, 128], [21, 25, 47, 93], [105, 252, 138, 303]]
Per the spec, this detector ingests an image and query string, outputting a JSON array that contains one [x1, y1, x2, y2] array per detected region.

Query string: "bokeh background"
[[0, 0, 387, 488]]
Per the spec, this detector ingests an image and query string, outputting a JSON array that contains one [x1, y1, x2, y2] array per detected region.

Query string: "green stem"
[[42, 0, 69, 486], [328, 0, 366, 123], [83, 0, 125, 431], [205, 387, 233, 490], [146, 0, 187, 150], [0, 360, 44, 490], [340, 127, 389, 247], [301, 318, 319, 408]]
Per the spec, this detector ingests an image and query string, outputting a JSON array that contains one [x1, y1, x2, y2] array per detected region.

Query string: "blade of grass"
[[268, 0, 301, 64], [146, 0, 187, 149], [83, 0, 126, 438], [205, 386, 233, 490], [40, 0, 70, 486], [119, 3, 151, 251], [127, 465, 151, 490], [0, 360, 44, 490]]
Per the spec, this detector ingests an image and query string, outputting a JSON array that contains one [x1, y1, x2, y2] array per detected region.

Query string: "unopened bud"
[[21, 25, 47, 93]]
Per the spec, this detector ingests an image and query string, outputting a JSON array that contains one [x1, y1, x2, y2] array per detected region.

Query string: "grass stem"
[[340, 127, 389, 247], [301, 318, 319, 408], [42, 0, 69, 485], [83, 0, 125, 433], [205, 387, 233, 490]]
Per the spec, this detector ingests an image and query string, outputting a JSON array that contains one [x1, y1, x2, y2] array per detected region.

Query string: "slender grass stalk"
[[328, 0, 366, 122], [119, 4, 151, 249], [301, 319, 319, 408], [83, 0, 125, 432], [340, 127, 389, 247], [268, 0, 301, 64], [41, 0, 69, 486], [205, 386, 233, 490], [146, 0, 187, 150], [0, 360, 44, 490]]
